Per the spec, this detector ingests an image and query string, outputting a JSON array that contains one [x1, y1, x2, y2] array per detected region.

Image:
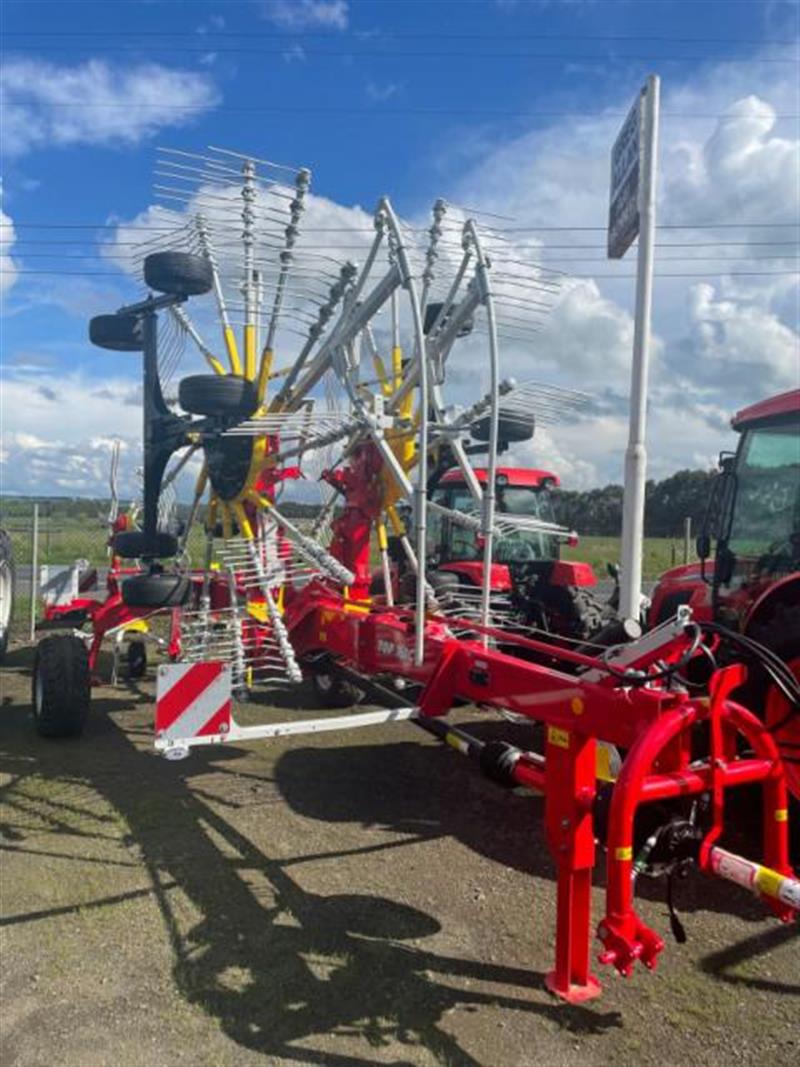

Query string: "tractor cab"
[[650, 389, 800, 632], [428, 467, 563, 568]]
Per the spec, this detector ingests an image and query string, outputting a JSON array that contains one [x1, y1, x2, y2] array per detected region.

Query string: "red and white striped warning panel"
[[155, 662, 232, 745]]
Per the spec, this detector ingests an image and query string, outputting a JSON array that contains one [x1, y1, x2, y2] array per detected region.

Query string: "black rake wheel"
[[113, 531, 179, 560], [32, 635, 91, 738], [178, 374, 260, 419], [122, 573, 192, 609], [89, 314, 144, 352], [144, 252, 214, 298]]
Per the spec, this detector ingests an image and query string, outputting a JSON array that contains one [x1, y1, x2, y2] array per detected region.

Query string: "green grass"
[[563, 535, 692, 580]]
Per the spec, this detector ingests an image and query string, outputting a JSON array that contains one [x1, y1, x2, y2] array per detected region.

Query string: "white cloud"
[[444, 56, 799, 484], [58, 50, 797, 496], [0, 200, 19, 295], [662, 96, 799, 232], [508, 426, 600, 490], [0, 371, 143, 496], [0, 58, 220, 158], [260, 1, 349, 31], [678, 281, 799, 392], [0, 370, 207, 499], [529, 277, 638, 380]]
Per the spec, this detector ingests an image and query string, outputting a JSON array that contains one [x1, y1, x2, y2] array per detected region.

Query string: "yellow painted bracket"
[[224, 326, 243, 377]]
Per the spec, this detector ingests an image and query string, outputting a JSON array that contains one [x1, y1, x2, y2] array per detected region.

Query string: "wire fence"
[[0, 498, 217, 639], [1, 498, 692, 645]]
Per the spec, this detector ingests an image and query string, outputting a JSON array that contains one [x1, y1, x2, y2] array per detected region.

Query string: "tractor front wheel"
[[32, 636, 90, 738]]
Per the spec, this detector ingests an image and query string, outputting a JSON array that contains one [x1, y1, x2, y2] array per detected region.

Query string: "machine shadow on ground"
[[0, 649, 627, 1065]]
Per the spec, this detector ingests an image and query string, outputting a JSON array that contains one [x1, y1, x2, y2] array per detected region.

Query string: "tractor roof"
[[439, 467, 560, 488], [732, 389, 800, 431]]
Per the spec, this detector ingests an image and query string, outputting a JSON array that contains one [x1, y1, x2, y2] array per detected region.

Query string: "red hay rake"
[[34, 146, 798, 1004]]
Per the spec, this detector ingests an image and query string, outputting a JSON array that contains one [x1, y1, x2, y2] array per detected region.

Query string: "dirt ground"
[[1, 642, 798, 1067]]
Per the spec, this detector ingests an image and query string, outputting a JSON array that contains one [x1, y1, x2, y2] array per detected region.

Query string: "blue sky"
[[1, 0, 798, 498]]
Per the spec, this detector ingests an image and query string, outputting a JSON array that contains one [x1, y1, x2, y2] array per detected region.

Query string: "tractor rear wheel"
[[535, 585, 605, 643], [178, 375, 259, 419], [144, 252, 213, 297], [32, 635, 90, 738]]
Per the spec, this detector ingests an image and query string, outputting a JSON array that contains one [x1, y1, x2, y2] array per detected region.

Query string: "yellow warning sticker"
[[547, 726, 570, 749], [615, 846, 633, 861], [755, 865, 784, 900], [775, 809, 788, 822], [595, 744, 616, 783]]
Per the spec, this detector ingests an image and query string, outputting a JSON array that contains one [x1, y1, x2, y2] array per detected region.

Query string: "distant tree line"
[[1, 468, 718, 537], [555, 469, 717, 537]]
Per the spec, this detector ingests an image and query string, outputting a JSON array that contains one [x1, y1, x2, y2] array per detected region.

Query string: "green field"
[[563, 535, 692, 580]]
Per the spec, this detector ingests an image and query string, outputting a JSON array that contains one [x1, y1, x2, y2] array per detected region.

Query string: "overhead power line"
[[3, 30, 796, 45], [3, 44, 799, 63], [3, 268, 798, 281], [4, 239, 798, 249], [3, 221, 798, 232], [2, 100, 798, 121]]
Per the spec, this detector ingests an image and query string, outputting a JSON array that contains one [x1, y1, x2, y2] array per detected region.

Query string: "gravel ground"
[[1, 641, 798, 1067]]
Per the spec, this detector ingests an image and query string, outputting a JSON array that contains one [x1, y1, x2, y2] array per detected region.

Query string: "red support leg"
[[543, 727, 601, 1002]]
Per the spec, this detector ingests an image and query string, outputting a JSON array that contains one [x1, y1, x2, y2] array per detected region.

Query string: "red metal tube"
[[639, 757, 776, 801]]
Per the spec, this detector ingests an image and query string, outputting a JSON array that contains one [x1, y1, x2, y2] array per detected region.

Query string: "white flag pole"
[[619, 74, 660, 623]]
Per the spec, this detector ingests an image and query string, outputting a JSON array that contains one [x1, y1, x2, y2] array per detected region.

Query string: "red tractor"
[[650, 388, 800, 799], [387, 465, 607, 643]]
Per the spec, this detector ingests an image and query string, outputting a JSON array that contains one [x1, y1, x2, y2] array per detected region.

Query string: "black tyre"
[[113, 530, 179, 559], [122, 573, 192, 609], [127, 639, 147, 679], [144, 252, 213, 297], [0, 529, 14, 662], [311, 670, 362, 709], [532, 584, 606, 643], [89, 314, 143, 352], [179, 375, 259, 419], [32, 635, 90, 738]]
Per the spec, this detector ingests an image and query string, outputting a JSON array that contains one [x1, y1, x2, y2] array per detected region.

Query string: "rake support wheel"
[[89, 314, 144, 352], [32, 635, 91, 738], [179, 375, 259, 419], [144, 252, 213, 297], [122, 573, 192, 609], [113, 531, 179, 560]]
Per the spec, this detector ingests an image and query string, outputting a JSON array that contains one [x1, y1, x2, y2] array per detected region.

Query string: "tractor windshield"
[[728, 422, 800, 566], [494, 485, 559, 562]]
